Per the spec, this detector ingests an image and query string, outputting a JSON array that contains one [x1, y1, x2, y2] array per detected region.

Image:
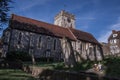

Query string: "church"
[[2, 10, 103, 62]]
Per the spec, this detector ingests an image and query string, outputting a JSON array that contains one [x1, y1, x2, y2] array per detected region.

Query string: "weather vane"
[[63, 4, 67, 10]]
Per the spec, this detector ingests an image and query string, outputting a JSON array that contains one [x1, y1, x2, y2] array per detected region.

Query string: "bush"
[[0, 60, 23, 69], [35, 57, 54, 62], [103, 57, 120, 77], [6, 51, 31, 61]]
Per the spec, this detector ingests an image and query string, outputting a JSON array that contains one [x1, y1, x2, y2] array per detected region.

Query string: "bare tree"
[[62, 37, 77, 67], [0, 0, 12, 35]]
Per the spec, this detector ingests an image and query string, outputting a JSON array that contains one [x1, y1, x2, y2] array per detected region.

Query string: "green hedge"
[[6, 51, 31, 61]]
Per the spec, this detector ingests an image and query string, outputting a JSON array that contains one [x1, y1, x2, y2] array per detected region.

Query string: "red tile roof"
[[69, 28, 99, 44], [10, 14, 76, 40], [10, 14, 99, 44]]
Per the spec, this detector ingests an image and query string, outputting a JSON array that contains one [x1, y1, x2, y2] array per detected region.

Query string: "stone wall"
[[54, 10, 75, 28], [4, 29, 63, 61], [2, 28, 102, 62], [72, 41, 102, 61]]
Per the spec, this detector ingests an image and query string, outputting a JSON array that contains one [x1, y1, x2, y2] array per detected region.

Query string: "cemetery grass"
[[23, 57, 120, 77], [0, 69, 36, 80]]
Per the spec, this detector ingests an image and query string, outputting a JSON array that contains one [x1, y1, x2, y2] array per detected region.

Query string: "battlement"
[[54, 10, 75, 20]]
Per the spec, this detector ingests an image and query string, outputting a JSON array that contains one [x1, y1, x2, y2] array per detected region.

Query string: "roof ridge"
[[10, 14, 76, 41], [69, 28, 99, 44], [67, 28, 77, 40], [12, 14, 72, 30], [10, 14, 99, 43]]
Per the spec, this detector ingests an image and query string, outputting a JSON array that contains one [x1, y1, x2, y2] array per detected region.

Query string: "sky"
[[7, 0, 120, 42]]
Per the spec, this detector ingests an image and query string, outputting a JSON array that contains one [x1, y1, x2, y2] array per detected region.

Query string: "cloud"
[[110, 17, 120, 30], [76, 17, 95, 20], [98, 17, 120, 42], [16, 0, 49, 12], [76, 14, 96, 30], [98, 31, 111, 42]]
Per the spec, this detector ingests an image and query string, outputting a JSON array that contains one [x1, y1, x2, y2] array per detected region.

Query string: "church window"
[[54, 39, 56, 50], [18, 32, 22, 44], [46, 51, 50, 57], [47, 37, 51, 49], [29, 34, 34, 48], [80, 43, 82, 50], [47, 37, 50, 41], [38, 36, 41, 48]]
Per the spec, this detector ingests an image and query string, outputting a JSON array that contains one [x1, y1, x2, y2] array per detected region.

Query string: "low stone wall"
[[22, 65, 45, 77], [23, 66, 120, 80]]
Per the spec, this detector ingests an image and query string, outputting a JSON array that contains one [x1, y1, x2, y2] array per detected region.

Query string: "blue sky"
[[8, 0, 120, 42]]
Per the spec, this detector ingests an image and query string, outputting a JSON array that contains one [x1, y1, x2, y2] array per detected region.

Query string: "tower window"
[[67, 18, 71, 23]]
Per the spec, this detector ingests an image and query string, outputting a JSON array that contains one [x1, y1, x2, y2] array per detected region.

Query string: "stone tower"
[[54, 10, 75, 28]]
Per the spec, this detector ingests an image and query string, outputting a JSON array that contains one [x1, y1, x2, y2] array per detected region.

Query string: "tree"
[[62, 37, 77, 67], [0, 0, 12, 30]]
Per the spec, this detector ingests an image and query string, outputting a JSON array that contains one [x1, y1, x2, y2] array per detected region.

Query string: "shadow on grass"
[[0, 69, 36, 80], [38, 69, 100, 80]]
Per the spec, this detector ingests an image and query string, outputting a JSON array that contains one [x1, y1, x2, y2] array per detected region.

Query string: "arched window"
[[47, 37, 51, 49], [38, 36, 41, 48], [80, 43, 82, 50], [18, 32, 22, 44], [54, 39, 56, 50]]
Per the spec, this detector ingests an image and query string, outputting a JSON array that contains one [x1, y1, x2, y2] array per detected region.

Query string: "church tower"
[[54, 10, 75, 28]]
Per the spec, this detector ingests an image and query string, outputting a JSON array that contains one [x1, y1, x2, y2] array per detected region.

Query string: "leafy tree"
[[0, 0, 12, 30]]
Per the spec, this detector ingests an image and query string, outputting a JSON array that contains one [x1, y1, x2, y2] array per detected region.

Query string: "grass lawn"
[[23, 57, 120, 77], [0, 69, 36, 80], [24, 62, 64, 69]]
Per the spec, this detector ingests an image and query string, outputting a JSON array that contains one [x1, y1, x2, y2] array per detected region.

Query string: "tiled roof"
[[10, 14, 76, 40], [10, 14, 99, 44], [69, 28, 99, 44], [108, 30, 120, 41]]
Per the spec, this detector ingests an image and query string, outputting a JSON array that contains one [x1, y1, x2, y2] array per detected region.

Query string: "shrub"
[[35, 57, 54, 62], [6, 51, 31, 61], [103, 57, 120, 77]]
